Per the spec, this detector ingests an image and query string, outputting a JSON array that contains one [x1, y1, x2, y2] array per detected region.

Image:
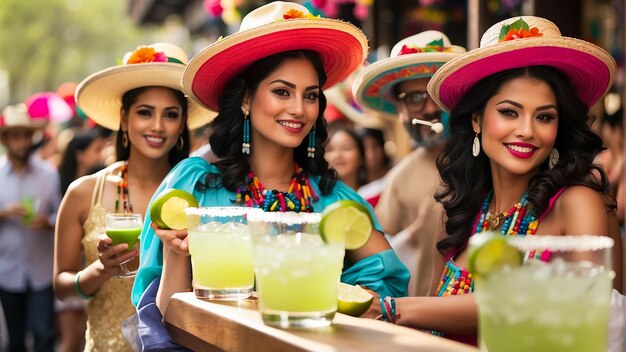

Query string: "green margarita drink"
[[106, 228, 141, 249], [249, 212, 345, 328], [472, 235, 614, 352], [105, 213, 142, 277], [186, 207, 254, 300]]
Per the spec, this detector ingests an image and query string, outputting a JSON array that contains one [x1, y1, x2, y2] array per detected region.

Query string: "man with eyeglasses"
[[353, 31, 466, 296]]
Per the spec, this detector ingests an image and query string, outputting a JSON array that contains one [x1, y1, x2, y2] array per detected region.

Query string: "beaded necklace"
[[234, 163, 318, 212], [115, 161, 133, 214], [472, 189, 538, 236]]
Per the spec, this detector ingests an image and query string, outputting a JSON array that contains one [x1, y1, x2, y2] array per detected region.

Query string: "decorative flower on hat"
[[398, 38, 455, 55], [498, 18, 543, 42], [127, 47, 168, 64], [283, 8, 320, 20]]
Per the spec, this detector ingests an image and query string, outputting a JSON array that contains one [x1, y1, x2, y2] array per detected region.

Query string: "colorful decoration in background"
[[203, 0, 244, 25], [309, 0, 373, 20], [56, 82, 78, 114], [24, 92, 73, 123]]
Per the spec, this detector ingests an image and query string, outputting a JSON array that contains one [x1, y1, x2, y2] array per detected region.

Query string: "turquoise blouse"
[[131, 157, 409, 306]]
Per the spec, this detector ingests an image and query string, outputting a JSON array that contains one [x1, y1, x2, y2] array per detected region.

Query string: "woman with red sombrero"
[[361, 16, 622, 345], [131, 1, 410, 329], [53, 42, 216, 351]]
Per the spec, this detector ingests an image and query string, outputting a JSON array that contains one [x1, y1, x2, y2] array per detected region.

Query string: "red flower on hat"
[[398, 39, 453, 56], [127, 47, 168, 64], [498, 18, 543, 42]]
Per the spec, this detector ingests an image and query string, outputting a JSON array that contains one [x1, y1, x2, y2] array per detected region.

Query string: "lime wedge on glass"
[[320, 200, 373, 250], [337, 282, 374, 317], [149, 189, 199, 230], [468, 235, 523, 277]]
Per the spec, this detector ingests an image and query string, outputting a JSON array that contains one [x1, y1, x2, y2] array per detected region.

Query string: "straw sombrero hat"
[[183, 1, 369, 112], [76, 43, 217, 131], [352, 31, 466, 116], [0, 104, 47, 133], [427, 17, 616, 112]]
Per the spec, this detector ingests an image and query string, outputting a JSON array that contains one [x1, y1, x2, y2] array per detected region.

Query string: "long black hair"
[[434, 65, 614, 254], [58, 130, 102, 195], [115, 86, 190, 166], [208, 50, 337, 194]]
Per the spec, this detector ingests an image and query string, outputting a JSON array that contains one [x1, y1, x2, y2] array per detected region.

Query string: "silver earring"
[[549, 148, 559, 169], [472, 133, 480, 157]]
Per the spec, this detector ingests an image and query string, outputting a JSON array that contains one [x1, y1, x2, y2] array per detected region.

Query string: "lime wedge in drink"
[[150, 189, 199, 230], [337, 282, 374, 317], [320, 200, 373, 250], [468, 235, 522, 277]]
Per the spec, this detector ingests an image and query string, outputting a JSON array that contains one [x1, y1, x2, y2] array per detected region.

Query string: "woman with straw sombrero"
[[362, 16, 622, 347], [53, 42, 215, 351], [131, 1, 410, 329]]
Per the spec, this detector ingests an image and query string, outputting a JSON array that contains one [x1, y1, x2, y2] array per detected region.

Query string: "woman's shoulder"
[[64, 173, 99, 209], [546, 185, 610, 235]]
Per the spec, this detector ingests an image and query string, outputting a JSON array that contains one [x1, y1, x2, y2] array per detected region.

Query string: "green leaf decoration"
[[499, 18, 530, 40], [426, 38, 444, 47]]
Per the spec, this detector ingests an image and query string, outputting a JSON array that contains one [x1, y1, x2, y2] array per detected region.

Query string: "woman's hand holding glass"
[[104, 213, 142, 277], [97, 233, 139, 277]]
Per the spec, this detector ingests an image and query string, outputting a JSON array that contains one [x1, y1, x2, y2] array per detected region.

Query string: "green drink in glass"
[[249, 211, 345, 328], [186, 207, 254, 300], [105, 213, 142, 277], [472, 234, 614, 352]]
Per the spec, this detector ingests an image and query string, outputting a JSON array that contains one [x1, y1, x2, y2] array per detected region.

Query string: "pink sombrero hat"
[[427, 16, 616, 112], [76, 43, 217, 131], [352, 31, 466, 116], [183, 1, 369, 112]]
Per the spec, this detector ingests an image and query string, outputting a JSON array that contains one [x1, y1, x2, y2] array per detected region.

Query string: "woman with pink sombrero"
[[53, 42, 215, 351], [362, 16, 623, 345], [131, 1, 410, 330]]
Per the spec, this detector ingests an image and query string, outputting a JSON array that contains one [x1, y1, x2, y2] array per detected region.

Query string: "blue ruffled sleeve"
[[313, 179, 410, 298], [131, 157, 232, 306]]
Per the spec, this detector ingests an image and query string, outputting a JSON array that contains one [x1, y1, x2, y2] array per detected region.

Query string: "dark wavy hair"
[[207, 50, 337, 194], [58, 130, 102, 195], [434, 65, 614, 254], [115, 86, 190, 166]]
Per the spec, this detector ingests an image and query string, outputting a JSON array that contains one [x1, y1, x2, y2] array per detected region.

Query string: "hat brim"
[[76, 63, 216, 131], [428, 37, 616, 111], [353, 52, 463, 115], [184, 19, 368, 112]]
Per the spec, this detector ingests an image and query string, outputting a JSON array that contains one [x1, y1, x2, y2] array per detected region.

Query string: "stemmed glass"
[[105, 213, 142, 277]]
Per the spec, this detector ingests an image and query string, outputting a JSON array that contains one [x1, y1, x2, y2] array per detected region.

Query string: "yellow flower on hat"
[[282, 8, 320, 20]]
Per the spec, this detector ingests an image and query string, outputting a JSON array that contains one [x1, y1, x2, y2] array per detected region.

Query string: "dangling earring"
[[122, 131, 129, 148], [549, 148, 559, 169], [176, 135, 184, 151], [472, 133, 480, 157], [307, 126, 316, 158], [241, 106, 250, 155]]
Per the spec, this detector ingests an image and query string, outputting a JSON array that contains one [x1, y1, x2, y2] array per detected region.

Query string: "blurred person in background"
[[352, 31, 466, 296], [356, 127, 391, 207], [325, 126, 367, 192], [0, 104, 60, 352]]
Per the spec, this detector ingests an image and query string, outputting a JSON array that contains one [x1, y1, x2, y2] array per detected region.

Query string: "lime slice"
[[150, 189, 199, 230], [337, 282, 374, 317], [320, 200, 373, 250], [468, 236, 523, 277]]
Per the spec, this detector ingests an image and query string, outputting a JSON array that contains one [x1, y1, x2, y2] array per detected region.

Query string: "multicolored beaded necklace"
[[234, 163, 318, 212], [436, 190, 539, 297], [115, 161, 133, 214]]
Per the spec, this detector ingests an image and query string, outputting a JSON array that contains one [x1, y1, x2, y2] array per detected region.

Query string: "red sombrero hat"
[[183, 1, 369, 112], [427, 17, 616, 111]]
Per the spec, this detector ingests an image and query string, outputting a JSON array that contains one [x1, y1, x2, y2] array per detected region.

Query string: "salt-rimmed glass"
[[248, 211, 345, 328], [471, 234, 614, 352], [185, 207, 255, 300]]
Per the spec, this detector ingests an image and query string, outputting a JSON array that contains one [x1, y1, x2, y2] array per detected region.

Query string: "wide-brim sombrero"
[[76, 43, 217, 131], [427, 17, 616, 112], [183, 2, 368, 112]]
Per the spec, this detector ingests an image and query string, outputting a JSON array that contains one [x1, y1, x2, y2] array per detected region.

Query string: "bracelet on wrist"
[[75, 270, 94, 300]]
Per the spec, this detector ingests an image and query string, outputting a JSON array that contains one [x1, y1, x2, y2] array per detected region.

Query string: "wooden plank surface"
[[164, 292, 477, 352]]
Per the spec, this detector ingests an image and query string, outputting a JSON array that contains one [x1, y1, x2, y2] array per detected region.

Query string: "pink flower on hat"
[[127, 47, 167, 64]]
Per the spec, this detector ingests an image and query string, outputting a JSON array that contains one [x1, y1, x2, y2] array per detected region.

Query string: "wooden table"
[[164, 292, 478, 352]]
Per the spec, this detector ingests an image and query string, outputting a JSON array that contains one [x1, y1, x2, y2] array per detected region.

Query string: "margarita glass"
[[105, 213, 142, 277], [472, 234, 614, 352], [186, 207, 254, 300], [248, 211, 345, 328]]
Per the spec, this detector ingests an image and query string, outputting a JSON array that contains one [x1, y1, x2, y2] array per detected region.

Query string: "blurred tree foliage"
[[0, 0, 159, 103]]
